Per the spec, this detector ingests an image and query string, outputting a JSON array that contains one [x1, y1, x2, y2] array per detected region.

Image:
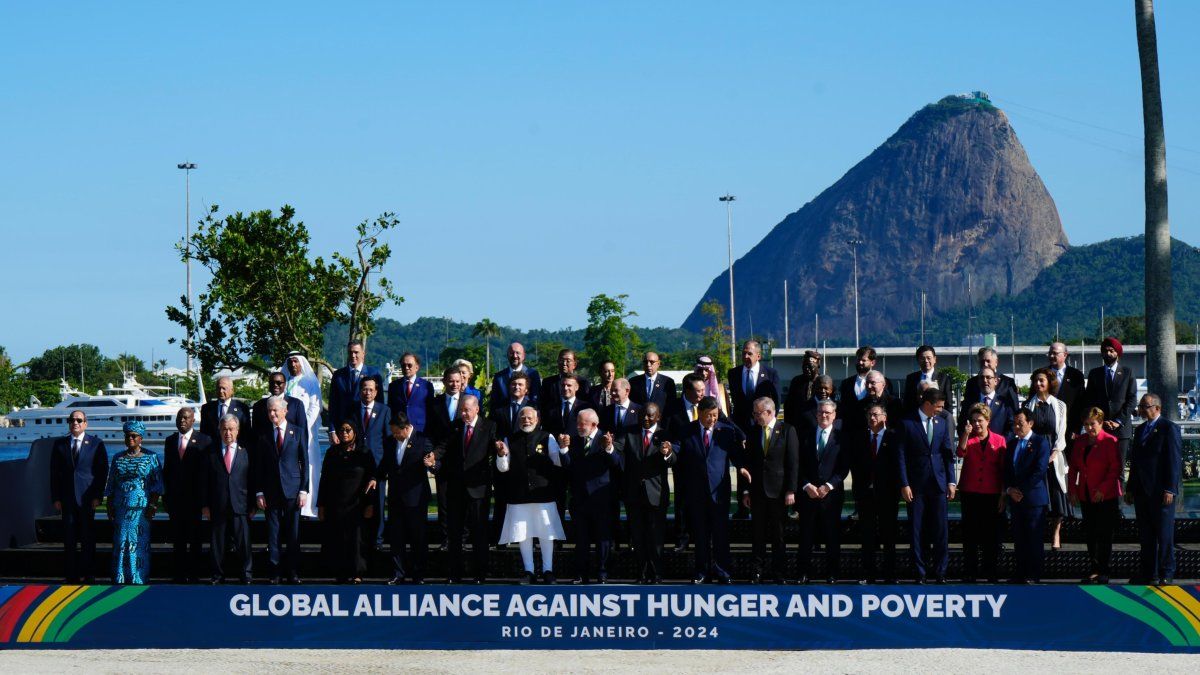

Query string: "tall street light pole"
[[720, 194, 737, 366], [177, 162, 197, 382], [849, 237, 862, 348]]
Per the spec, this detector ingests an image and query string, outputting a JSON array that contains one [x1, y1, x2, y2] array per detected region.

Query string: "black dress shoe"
[[771, 577, 787, 585], [933, 577, 946, 585], [1095, 575, 1110, 585], [856, 579, 868, 585], [597, 574, 608, 584], [751, 573, 763, 584], [541, 571, 557, 584], [915, 577, 927, 585], [716, 575, 733, 585], [692, 573, 708, 585], [209, 576, 224, 585], [288, 576, 302, 585], [269, 576, 282, 585], [240, 577, 253, 585], [826, 577, 837, 584], [572, 577, 590, 585], [387, 576, 404, 585], [521, 572, 536, 585], [795, 576, 809, 585], [471, 577, 485, 585]]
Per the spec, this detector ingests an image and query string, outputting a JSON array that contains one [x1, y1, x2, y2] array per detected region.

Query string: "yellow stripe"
[[17, 585, 83, 643], [32, 586, 88, 643], [1152, 586, 1200, 637]]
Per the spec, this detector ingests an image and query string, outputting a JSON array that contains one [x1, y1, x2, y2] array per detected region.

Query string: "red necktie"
[[464, 425, 474, 458], [363, 407, 371, 432], [178, 436, 187, 460], [643, 429, 651, 453], [275, 427, 283, 455], [871, 432, 879, 459], [224, 445, 234, 474], [704, 429, 711, 449], [406, 380, 413, 398]]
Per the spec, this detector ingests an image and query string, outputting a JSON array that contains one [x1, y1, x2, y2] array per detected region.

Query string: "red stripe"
[[0, 585, 50, 642]]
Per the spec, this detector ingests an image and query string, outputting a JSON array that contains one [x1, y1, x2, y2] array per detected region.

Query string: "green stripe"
[[1124, 586, 1200, 647], [52, 586, 149, 643], [42, 585, 108, 643], [1081, 586, 1187, 647]]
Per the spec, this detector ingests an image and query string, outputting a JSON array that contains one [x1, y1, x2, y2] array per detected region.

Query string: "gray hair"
[[817, 398, 837, 412], [752, 396, 776, 414], [267, 397, 288, 411], [866, 369, 885, 384], [578, 408, 600, 425], [219, 413, 241, 428]]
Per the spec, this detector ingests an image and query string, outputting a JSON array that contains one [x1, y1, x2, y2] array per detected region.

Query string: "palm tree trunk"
[[1136, 0, 1178, 419]]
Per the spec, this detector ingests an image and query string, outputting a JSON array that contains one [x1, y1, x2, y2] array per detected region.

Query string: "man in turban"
[[1084, 337, 1138, 465]]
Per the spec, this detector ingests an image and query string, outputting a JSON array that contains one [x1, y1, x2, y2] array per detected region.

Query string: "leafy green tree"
[[24, 344, 107, 391], [529, 340, 568, 374], [472, 318, 501, 381], [700, 300, 733, 375], [438, 343, 488, 390], [167, 205, 401, 376], [583, 294, 641, 375], [332, 213, 404, 352]]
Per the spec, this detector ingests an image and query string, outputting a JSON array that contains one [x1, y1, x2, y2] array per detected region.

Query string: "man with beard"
[[559, 409, 623, 583], [496, 407, 566, 584], [844, 370, 902, 438], [837, 346, 893, 406], [1085, 337, 1138, 464], [618, 403, 675, 583], [783, 350, 823, 425], [957, 366, 1014, 437], [851, 401, 902, 583], [540, 349, 592, 415], [490, 342, 542, 412], [903, 345, 953, 414]]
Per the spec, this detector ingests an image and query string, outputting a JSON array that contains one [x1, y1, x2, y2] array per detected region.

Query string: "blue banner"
[[2, 583, 1199, 651]]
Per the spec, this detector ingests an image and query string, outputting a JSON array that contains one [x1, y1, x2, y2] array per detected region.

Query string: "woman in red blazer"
[[956, 403, 1007, 583], [1067, 407, 1123, 584]]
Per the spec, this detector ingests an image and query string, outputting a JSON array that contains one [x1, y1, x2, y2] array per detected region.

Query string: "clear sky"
[[2, 1, 1198, 365]]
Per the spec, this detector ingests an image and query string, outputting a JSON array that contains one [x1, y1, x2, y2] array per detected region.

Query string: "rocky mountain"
[[681, 94, 1070, 344]]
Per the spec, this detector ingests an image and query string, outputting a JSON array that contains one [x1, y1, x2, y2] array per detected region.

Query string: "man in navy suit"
[[957, 367, 1014, 437], [853, 400, 902, 583], [255, 397, 310, 584], [204, 415, 255, 584], [163, 407, 212, 583], [1126, 394, 1183, 584], [559, 408, 623, 583], [897, 387, 957, 583], [600, 378, 642, 435], [727, 340, 780, 519], [434, 395, 498, 583], [618, 403, 675, 583], [629, 351, 677, 412], [200, 376, 251, 446], [329, 339, 384, 443], [250, 371, 306, 436], [489, 370, 533, 440], [489, 341, 542, 412], [50, 411, 108, 583], [428, 367, 467, 549], [540, 349, 592, 415], [387, 352, 435, 432], [962, 347, 1020, 416], [1085, 337, 1138, 464], [1005, 407, 1051, 584], [795, 399, 851, 583], [355, 377, 391, 549], [837, 346, 896, 406], [902, 345, 953, 413], [1047, 341, 1087, 443], [543, 375, 592, 436], [742, 397, 798, 584], [674, 396, 747, 584], [376, 412, 437, 584]]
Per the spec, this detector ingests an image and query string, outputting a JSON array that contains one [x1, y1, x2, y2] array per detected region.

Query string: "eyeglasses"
[[1137, 403, 1159, 410], [68, 418, 85, 424]]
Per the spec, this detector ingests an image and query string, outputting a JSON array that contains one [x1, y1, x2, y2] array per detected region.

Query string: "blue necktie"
[[646, 376, 653, 398], [1014, 438, 1026, 468]]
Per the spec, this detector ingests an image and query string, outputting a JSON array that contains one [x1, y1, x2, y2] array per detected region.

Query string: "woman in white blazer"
[[1026, 367, 1070, 549]]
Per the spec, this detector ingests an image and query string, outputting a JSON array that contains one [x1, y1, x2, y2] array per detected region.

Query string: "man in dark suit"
[[434, 394, 498, 583], [204, 414, 255, 584], [559, 408, 623, 583], [727, 340, 780, 519], [618, 403, 675, 583], [852, 400, 902, 583], [1126, 394, 1183, 584], [589, 360, 618, 409], [354, 377, 391, 549], [784, 350, 823, 425], [1085, 337, 1138, 464], [842, 371, 902, 439], [50, 411, 108, 583], [163, 407, 212, 583], [542, 375, 592, 436], [674, 396, 747, 584], [540, 349, 592, 415], [741, 397, 798, 583], [958, 367, 1014, 437], [837, 346, 895, 405], [795, 400, 850, 583], [254, 397, 310, 584], [1005, 407, 1051, 584], [600, 378, 642, 435], [488, 370, 533, 440], [250, 371, 306, 436], [902, 345, 953, 413], [1047, 341, 1086, 441], [200, 376, 251, 446], [786, 375, 834, 437], [428, 367, 467, 549], [962, 347, 1020, 416], [328, 339, 384, 442], [377, 412, 437, 584], [489, 341, 542, 412], [664, 374, 728, 550], [629, 351, 677, 412], [386, 351, 434, 432], [897, 387, 957, 583]]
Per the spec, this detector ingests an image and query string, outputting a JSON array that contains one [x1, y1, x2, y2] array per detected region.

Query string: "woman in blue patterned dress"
[[104, 420, 163, 584]]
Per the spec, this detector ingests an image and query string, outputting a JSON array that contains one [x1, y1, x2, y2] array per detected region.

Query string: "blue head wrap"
[[123, 420, 147, 436]]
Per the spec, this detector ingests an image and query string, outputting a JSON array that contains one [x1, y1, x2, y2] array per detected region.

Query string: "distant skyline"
[[2, 2, 1199, 365]]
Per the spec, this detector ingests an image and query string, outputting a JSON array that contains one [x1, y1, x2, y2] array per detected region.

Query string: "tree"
[[700, 300, 733, 375], [332, 213, 404, 355], [1135, 0, 1179, 417], [582, 294, 641, 375], [24, 344, 107, 391], [472, 318, 501, 383], [167, 205, 401, 377]]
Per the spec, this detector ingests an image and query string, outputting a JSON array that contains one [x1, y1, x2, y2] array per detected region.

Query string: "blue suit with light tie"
[[255, 421, 310, 580], [1004, 431, 1051, 582], [896, 410, 956, 580]]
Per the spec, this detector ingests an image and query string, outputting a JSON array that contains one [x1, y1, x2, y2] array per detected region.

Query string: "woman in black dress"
[[317, 420, 377, 583], [1025, 367, 1071, 549]]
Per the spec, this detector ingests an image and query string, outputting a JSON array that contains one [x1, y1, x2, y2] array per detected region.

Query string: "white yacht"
[[0, 377, 199, 448]]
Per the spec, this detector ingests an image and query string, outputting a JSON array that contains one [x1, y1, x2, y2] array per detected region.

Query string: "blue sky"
[[2, 1, 1198, 365]]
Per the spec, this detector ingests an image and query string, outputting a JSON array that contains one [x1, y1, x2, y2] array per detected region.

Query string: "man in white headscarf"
[[285, 351, 325, 518]]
